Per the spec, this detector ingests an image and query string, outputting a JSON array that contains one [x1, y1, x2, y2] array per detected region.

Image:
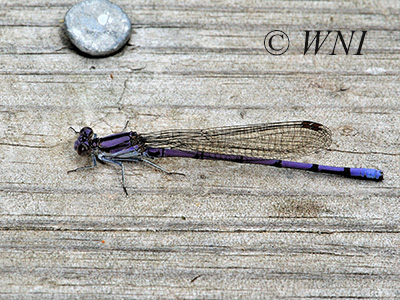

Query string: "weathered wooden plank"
[[0, 0, 399, 299]]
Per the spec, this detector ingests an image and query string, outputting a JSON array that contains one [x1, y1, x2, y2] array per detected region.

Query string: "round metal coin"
[[64, 0, 132, 56]]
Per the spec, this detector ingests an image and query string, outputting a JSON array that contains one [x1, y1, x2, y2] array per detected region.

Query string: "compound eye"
[[77, 143, 90, 156], [80, 127, 94, 139]]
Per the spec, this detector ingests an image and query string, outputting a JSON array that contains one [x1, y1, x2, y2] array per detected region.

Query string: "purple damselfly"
[[69, 121, 383, 194]]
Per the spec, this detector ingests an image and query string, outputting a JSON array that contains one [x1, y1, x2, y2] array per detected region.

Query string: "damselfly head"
[[74, 127, 94, 156]]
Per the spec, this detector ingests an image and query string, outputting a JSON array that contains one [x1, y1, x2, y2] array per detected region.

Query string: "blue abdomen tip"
[[366, 169, 383, 181]]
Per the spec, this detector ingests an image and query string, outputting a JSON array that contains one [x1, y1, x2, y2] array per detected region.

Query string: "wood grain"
[[0, 0, 399, 299]]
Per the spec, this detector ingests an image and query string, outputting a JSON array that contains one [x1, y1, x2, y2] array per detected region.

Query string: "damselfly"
[[69, 121, 383, 194]]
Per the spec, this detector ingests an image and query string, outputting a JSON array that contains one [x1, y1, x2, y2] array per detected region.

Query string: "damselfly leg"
[[98, 155, 128, 195], [141, 158, 185, 176], [67, 154, 97, 173]]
